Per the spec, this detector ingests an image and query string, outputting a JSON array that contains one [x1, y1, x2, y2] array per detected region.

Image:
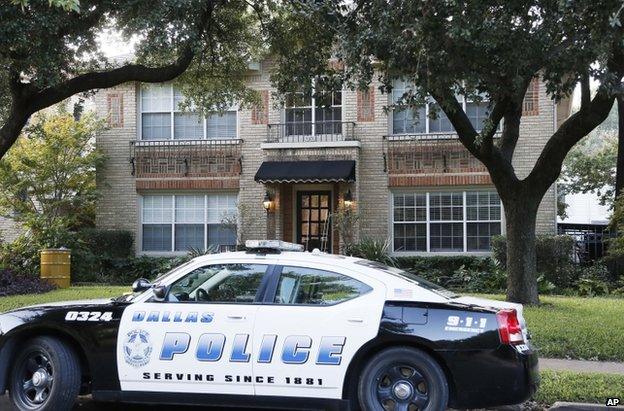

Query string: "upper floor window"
[[391, 80, 492, 135], [140, 84, 237, 140], [274, 266, 372, 305], [141, 193, 237, 253], [284, 90, 342, 136], [392, 190, 502, 253], [522, 77, 540, 116]]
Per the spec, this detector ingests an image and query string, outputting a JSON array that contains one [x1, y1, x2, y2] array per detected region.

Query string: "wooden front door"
[[296, 191, 332, 251]]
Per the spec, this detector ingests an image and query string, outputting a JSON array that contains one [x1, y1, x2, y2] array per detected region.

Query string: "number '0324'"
[[65, 311, 113, 322]]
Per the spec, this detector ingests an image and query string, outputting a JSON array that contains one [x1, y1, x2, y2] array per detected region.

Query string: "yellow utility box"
[[40, 248, 71, 288]]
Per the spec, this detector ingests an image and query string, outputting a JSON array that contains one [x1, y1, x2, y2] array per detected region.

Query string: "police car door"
[[252, 263, 385, 399], [117, 262, 269, 395]]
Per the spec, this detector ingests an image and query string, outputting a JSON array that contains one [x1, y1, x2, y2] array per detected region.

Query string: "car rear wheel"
[[358, 347, 448, 411], [9, 336, 80, 411]]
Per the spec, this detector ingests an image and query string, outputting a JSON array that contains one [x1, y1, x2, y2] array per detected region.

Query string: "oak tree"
[[269, 0, 624, 303], [0, 0, 264, 159]]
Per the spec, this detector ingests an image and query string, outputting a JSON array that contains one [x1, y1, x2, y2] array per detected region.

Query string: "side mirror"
[[152, 285, 168, 301], [132, 278, 152, 293]]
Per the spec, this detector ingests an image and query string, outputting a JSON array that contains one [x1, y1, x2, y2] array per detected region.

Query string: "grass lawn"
[[536, 370, 624, 405], [0, 286, 130, 312], [477, 294, 624, 362]]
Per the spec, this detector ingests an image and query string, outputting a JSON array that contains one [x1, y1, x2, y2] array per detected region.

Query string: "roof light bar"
[[245, 240, 304, 252]]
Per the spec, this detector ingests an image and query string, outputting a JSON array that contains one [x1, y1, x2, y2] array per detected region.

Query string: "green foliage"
[[575, 263, 612, 296], [0, 112, 106, 244], [344, 237, 396, 266], [332, 206, 360, 251], [536, 370, 624, 405], [492, 235, 578, 290], [607, 193, 624, 258], [1, 0, 266, 135], [560, 130, 617, 215]]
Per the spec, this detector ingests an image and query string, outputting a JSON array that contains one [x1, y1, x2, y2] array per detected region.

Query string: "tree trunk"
[[616, 95, 624, 199], [504, 199, 540, 305]]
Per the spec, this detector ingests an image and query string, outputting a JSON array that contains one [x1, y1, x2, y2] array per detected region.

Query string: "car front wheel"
[[9, 336, 81, 411], [357, 346, 449, 411]]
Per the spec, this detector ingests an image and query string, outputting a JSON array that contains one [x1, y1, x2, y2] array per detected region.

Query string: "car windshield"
[[354, 260, 458, 299], [114, 260, 198, 303]]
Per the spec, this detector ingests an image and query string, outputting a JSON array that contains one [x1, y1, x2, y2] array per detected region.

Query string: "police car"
[[0, 240, 539, 411]]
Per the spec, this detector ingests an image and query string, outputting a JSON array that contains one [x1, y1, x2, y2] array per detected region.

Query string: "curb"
[[550, 402, 624, 410]]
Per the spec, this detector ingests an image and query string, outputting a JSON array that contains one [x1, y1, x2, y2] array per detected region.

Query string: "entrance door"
[[297, 191, 331, 251]]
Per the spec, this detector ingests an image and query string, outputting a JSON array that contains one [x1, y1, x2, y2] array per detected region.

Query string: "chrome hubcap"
[[392, 381, 413, 400], [17, 351, 54, 406]]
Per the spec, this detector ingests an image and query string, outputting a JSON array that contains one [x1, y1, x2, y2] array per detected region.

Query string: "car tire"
[[357, 346, 449, 411], [9, 336, 81, 411]]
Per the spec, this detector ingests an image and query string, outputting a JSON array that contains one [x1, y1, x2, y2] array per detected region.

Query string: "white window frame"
[[389, 80, 498, 135], [390, 188, 505, 256], [138, 83, 239, 141], [139, 192, 238, 256], [282, 88, 344, 136]]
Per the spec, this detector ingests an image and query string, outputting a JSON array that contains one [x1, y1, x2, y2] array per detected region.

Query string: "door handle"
[[347, 318, 364, 324], [227, 315, 246, 320]]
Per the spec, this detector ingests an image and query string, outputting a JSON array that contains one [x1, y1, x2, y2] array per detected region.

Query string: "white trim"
[[138, 192, 238, 255], [389, 188, 503, 256]]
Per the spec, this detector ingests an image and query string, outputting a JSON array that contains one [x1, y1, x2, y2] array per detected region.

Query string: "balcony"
[[266, 121, 357, 144], [130, 139, 243, 179], [383, 133, 493, 186]]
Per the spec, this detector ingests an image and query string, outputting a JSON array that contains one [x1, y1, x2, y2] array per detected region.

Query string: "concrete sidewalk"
[[539, 358, 624, 375], [550, 402, 624, 410]]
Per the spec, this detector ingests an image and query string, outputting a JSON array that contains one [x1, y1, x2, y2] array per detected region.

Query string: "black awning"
[[254, 160, 356, 184]]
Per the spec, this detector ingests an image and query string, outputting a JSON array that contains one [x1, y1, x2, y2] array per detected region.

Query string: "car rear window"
[[354, 260, 458, 299]]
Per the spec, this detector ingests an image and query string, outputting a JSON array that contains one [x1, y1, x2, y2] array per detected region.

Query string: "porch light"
[[343, 189, 354, 208], [263, 191, 274, 212]]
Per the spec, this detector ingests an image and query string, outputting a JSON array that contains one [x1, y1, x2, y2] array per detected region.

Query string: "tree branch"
[[580, 73, 591, 110]]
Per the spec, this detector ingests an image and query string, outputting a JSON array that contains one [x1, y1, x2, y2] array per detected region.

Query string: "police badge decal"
[[123, 329, 153, 367]]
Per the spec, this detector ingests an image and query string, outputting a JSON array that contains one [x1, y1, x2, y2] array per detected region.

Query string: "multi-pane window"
[[284, 90, 342, 136], [140, 84, 237, 140], [392, 190, 502, 253], [391, 79, 493, 135], [142, 194, 237, 253]]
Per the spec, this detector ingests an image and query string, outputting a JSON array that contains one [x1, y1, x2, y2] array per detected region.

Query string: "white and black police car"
[[0, 240, 539, 411]]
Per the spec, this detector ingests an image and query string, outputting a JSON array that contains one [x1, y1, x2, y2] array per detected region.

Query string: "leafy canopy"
[[0, 111, 106, 246], [0, 0, 268, 157]]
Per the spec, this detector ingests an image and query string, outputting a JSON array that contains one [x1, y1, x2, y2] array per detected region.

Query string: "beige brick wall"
[[94, 62, 558, 255], [94, 83, 140, 240], [515, 82, 558, 235]]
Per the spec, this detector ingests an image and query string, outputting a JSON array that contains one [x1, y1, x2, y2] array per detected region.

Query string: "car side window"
[[167, 263, 268, 303], [274, 266, 372, 305]]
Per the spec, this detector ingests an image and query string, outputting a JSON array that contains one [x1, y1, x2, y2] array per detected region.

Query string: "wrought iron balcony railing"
[[266, 121, 357, 143], [130, 139, 243, 178], [382, 133, 493, 175]]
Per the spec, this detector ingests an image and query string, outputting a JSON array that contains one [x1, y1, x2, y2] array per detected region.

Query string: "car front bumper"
[[439, 343, 539, 409]]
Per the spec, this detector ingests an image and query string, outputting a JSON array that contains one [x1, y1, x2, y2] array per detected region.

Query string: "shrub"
[[575, 262, 611, 297], [344, 238, 396, 266], [0, 268, 56, 297], [492, 234, 578, 289], [70, 229, 135, 283]]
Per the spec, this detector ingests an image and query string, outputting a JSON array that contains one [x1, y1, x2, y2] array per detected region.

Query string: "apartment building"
[[94, 61, 567, 256]]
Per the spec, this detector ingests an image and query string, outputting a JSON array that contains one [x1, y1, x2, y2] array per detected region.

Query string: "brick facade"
[[93, 61, 561, 256]]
